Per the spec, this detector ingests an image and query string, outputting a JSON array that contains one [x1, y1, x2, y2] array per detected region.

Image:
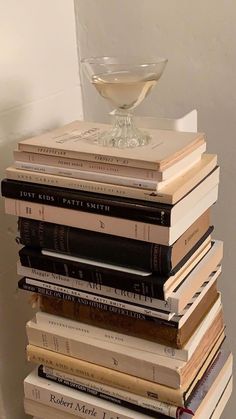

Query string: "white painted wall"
[[0, 1, 83, 417], [75, 1, 236, 417]]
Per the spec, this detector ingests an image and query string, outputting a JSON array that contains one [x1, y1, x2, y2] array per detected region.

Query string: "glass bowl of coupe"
[[81, 56, 168, 148]]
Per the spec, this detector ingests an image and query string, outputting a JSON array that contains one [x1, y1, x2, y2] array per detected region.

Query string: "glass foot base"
[[96, 112, 150, 148]]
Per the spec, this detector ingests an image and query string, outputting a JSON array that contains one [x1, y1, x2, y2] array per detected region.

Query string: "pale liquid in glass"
[[92, 70, 159, 110]]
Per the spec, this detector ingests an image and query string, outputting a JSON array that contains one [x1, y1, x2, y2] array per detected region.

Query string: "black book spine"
[[18, 218, 172, 274], [1, 178, 171, 225], [37, 366, 170, 419], [19, 247, 166, 299], [18, 277, 176, 327]]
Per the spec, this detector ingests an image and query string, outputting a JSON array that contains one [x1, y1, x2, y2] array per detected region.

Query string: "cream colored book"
[[35, 294, 221, 362], [6, 154, 217, 204], [13, 142, 206, 182], [26, 307, 224, 389], [17, 120, 206, 171], [26, 330, 224, 407]]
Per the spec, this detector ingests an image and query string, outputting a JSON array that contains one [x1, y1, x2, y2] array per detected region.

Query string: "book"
[[26, 330, 224, 407], [36, 271, 220, 348], [25, 376, 233, 419], [5, 154, 217, 205], [17, 231, 212, 300], [37, 347, 232, 418], [18, 240, 223, 312], [13, 160, 185, 191], [26, 309, 224, 388], [16, 210, 211, 274], [2, 164, 219, 227], [35, 294, 222, 362], [181, 349, 233, 418], [13, 142, 206, 182], [18, 277, 174, 322], [24, 369, 171, 419], [4, 179, 219, 247], [17, 119, 206, 171], [37, 365, 191, 418]]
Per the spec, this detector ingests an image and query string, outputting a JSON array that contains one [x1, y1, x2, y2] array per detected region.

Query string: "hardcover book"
[[16, 210, 211, 274], [18, 240, 223, 311]]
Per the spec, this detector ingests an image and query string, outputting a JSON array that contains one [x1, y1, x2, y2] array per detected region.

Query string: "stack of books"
[[1, 120, 233, 419]]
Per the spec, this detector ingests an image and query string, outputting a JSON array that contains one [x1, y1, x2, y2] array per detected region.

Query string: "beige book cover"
[[17, 120, 205, 170]]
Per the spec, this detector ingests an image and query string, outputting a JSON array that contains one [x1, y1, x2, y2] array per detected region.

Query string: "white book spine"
[[41, 365, 179, 418], [24, 372, 153, 419], [15, 161, 164, 191], [26, 322, 182, 387], [36, 311, 188, 361], [23, 277, 173, 317], [13, 143, 205, 181]]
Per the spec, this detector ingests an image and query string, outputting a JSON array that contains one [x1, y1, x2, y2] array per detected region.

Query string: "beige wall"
[[75, 1, 236, 417], [0, 1, 83, 417]]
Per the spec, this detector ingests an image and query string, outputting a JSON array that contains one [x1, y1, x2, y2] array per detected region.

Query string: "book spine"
[[1, 178, 171, 225], [5, 198, 171, 245], [6, 166, 174, 203], [17, 264, 170, 311], [13, 150, 163, 180], [38, 366, 178, 418], [15, 161, 162, 190], [18, 133, 205, 170], [27, 345, 185, 406], [18, 277, 173, 320], [36, 312, 188, 361], [18, 218, 172, 274], [18, 248, 166, 299], [26, 323, 181, 387], [24, 377, 150, 419]]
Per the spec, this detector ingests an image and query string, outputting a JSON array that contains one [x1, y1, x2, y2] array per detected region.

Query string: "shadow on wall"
[[0, 90, 41, 418]]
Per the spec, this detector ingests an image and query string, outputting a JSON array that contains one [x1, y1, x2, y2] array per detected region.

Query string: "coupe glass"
[[81, 56, 167, 148]]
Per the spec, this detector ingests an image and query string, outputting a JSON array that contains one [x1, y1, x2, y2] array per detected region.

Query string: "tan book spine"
[[17, 119, 205, 170], [26, 345, 186, 406], [26, 319, 183, 388], [13, 144, 205, 181], [6, 154, 217, 204]]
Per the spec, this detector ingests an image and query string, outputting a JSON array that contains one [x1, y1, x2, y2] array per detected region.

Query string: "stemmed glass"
[[81, 56, 167, 148]]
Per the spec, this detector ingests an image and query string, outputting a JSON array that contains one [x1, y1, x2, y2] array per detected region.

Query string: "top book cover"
[[18, 120, 205, 171]]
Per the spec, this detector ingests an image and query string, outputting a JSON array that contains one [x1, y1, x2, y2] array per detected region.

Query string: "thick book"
[[35, 294, 222, 362], [26, 330, 224, 407], [16, 210, 211, 274], [13, 142, 206, 182], [17, 119, 206, 171], [26, 308, 224, 389], [2, 164, 219, 227], [18, 240, 223, 308], [36, 272, 220, 349], [5, 154, 217, 205]]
